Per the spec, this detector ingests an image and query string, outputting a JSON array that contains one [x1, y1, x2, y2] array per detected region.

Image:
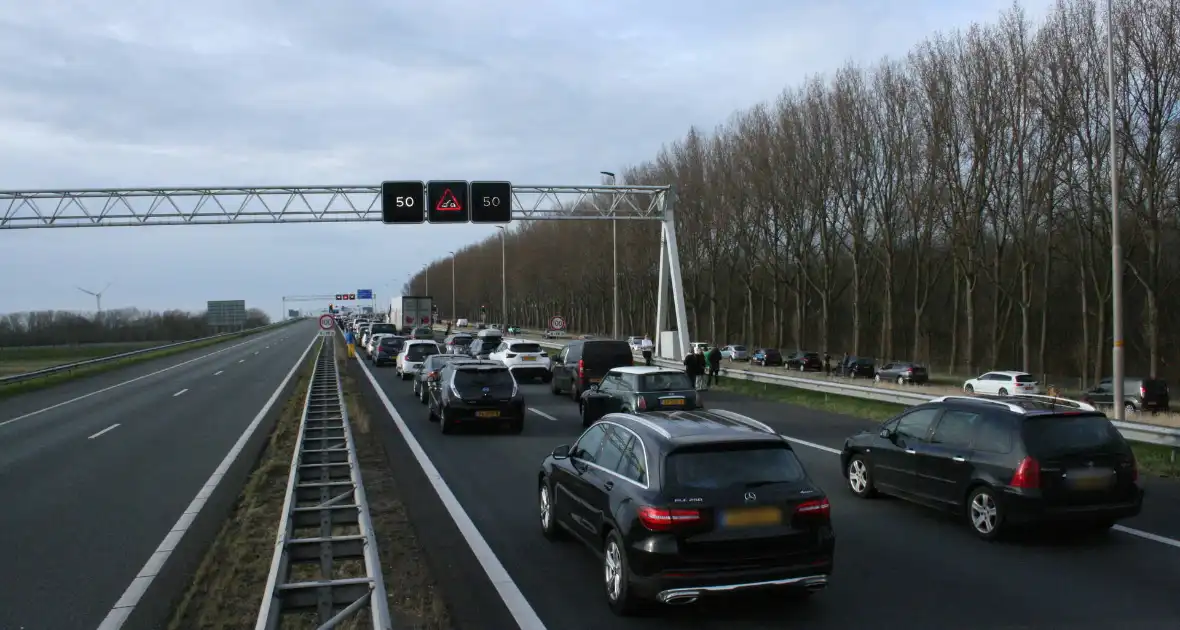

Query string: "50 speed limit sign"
[[549, 315, 566, 331]]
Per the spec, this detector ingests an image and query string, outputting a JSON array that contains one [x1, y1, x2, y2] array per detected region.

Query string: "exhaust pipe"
[[802, 577, 828, 592], [659, 591, 700, 605]]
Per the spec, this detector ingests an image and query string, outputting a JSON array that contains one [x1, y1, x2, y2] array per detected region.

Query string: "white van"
[[456, 318, 469, 327]]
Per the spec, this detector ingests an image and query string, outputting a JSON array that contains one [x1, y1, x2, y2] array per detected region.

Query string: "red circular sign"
[[549, 315, 566, 330], [318, 314, 335, 330]]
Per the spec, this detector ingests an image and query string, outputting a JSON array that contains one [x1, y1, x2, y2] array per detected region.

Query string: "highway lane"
[[0, 319, 319, 630], [364, 362, 1180, 630]]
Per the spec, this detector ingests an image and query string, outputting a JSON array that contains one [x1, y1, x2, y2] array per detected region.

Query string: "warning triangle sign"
[[436, 189, 462, 212]]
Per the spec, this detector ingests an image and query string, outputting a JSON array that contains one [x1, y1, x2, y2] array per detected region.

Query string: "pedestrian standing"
[[641, 335, 654, 366], [683, 349, 702, 390], [345, 329, 357, 359], [705, 345, 722, 389]]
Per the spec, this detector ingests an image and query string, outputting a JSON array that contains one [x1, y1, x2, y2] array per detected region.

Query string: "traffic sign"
[[549, 315, 566, 331], [427, 181, 469, 223], [319, 314, 335, 330], [470, 181, 512, 223], [381, 181, 425, 224], [335, 293, 356, 301], [357, 289, 373, 300]]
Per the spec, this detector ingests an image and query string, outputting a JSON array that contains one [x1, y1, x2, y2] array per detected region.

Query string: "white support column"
[[662, 188, 691, 359], [655, 226, 668, 357]]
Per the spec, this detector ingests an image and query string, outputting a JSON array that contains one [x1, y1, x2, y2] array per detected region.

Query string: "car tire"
[[873, 374, 881, 384], [439, 409, 454, 434], [965, 384, 975, 394], [897, 376, 905, 385], [542, 373, 553, 384], [603, 530, 642, 616], [966, 486, 1005, 541], [998, 388, 1009, 396], [581, 403, 594, 428], [420, 387, 428, 404], [427, 404, 438, 423], [570, 384, 580, 403], [847, 456, 877, 498]]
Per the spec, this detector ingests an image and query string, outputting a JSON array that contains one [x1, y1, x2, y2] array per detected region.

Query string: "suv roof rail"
[[928, 395, 1027, 414], [707, 408, 776, 434], [1010, 393, 1098, 412]]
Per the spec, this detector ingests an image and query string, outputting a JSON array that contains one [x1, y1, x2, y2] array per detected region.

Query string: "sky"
[[0, 0, 1055, 320]]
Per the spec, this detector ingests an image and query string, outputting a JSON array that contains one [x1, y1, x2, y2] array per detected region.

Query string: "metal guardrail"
[[530, 338, 1180, 450], [256, 338, 391, 629], [0, 320, 298, 385]]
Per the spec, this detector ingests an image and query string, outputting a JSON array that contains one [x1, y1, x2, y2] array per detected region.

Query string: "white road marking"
[[214, 370, 223, 376], [357, 356, 547, 630], [97, 333, 320, 629], [173, 389, 188, 397], [254, 351, 259, 355], [238, 359, 245, 363], [0, 330, 286, 429], [529, 408, 559, 422], [88, 424, 120, 439]]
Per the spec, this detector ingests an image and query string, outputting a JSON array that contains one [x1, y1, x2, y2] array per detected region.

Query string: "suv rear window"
[[733, 345, 747, 351], [638, 372, 694, 391], [1022, 414, 1124, 456], [665, 444, 806, 490], [450, 336, 473, 345], [1015, 374, 1036, 383], [379, 337, 403, 348], [581, 341, 633, 367], [369, 323, 397, 335], [405, 343, 439, 361], [509, 343, 543, 353], [454, 368, 515, 392], [1140, 379, 1169, 395]]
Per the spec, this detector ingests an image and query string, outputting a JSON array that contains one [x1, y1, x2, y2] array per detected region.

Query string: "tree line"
[[408, 0, 1180, 386], [0, 308, 271, 347]]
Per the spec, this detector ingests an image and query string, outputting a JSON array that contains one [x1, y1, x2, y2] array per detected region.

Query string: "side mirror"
[[551, 444, 571, 459], [879, 428, 892, 439]]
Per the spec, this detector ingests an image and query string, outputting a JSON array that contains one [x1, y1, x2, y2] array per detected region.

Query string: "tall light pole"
[[1107, 0, 1125, 420], [449, 251, 456, 321], [601, 171, 619, 339], [497, 226, 507, 326], [424, 264, 429, 295]]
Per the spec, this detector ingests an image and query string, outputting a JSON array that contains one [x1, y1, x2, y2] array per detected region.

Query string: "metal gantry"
[[1, 183, 691, 380], [256, 339, 392, 630]]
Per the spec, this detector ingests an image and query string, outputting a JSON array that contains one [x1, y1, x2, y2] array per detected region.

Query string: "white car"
[[397, 340, 442, 380], [488, 340, 552, 382], [962, 371, 1042, 396]]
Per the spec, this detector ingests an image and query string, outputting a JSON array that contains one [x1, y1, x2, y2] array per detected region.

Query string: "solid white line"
[[529, 408, 559, 422], [0, 330, 284, 429], [96, 333, 320, 630], [173, 389, 188, 397], [356, 350, 548, 629], [214, 370, 224, 376], [88, 424, 120, 439]]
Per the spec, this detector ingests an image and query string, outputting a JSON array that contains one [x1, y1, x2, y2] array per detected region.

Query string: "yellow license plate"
[[722, 506, 782, 527], [475, 410, 500, 418], [522, 356, 536, 361], [661, 398, 685, 406], [1071, 473, 1112, 490], [590, 378, 601, 383]]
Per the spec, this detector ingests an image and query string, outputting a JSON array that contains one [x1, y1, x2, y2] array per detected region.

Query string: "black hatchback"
[[427, 361, 525, 434], [538, 410, 834, 615]]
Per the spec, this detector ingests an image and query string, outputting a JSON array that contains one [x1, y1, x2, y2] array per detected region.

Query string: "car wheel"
[[439, 409, 454, 434], [420, 387, 428, 404], [998, 388, 1009, 396], [966, 486, 1005, 541], [873, 374, 881, 384], [1124, 402, 1136, 415], [847, 456, 877, 498], [965, 384, 975, 394], [603, 530, 642, 616], [570, 384, 580, 403], [897, 376, 905, 385], [581, 404, 593, 428], [551, 376, 562, 395], [427, 404, 438, 423]]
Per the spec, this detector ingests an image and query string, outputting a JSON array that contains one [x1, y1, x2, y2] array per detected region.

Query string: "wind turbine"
[[77, 282, 112, 313]]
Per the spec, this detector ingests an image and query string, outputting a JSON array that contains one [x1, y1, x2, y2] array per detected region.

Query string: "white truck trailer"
[[389, 295, 434, 333]]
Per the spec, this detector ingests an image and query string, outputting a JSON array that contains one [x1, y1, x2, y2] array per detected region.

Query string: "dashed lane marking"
[[88, 424, 120, 439]]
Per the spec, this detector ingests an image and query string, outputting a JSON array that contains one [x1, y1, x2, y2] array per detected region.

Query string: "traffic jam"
[[327, 306, 1177, 627]]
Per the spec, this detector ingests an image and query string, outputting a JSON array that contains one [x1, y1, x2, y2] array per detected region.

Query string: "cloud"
[[0, 0, 1055, 317]]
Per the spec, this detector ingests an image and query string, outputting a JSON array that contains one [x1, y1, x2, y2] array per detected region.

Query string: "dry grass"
[[167, 347, 317, 629]]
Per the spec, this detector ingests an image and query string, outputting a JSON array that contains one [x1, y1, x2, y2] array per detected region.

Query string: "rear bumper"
[[508, 365, 551, 379], [1003, 487, 1144, 525], [630, 557, 834, 603], [443, 402, 525, 423]]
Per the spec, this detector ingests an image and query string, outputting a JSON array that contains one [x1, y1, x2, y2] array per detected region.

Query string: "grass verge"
[[712, 377, 1180, 478], [0, 325, 288, 400], [333, 334, 453, 629], [167, 341, 319, 629]]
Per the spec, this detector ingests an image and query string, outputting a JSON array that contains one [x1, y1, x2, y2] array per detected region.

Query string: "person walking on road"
[[345, 329, 357, 359], [705, 345, 722, 389], [640, 335, 654, 366]]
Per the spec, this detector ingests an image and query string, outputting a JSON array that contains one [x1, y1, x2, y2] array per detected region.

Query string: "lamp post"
[[497, 226, 507, 327], [601, 171, 619, 339], [1107, 0, 1125, 420], [449, 251, 456, 322], [424, 265, 429, 295]]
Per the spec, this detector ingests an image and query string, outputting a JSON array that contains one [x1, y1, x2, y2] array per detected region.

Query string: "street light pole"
[[449, 251, 456, 322], [601, 171, 619, 339], [424, 265, 429, 296], [1107, 0, 1125, 421], [497, 226, 507, 327]]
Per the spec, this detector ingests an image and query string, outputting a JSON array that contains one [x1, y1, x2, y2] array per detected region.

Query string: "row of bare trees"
[[0, 308, 271, 347], [409, 0, 1180, 385]]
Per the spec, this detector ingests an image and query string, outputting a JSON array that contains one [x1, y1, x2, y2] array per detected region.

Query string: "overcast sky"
[[0, 0, 1053, 319]]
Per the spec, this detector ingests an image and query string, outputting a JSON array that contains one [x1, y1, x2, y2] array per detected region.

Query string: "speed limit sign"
[[318, 314, 335, 331], [549, 315, 566, 331]]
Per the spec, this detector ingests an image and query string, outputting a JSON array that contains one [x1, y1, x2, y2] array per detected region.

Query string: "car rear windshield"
[[805, 352, 820, 359], [379, 337, 403, 348], [764, 349, 781, 356], [1022, 414, 1124, 457], [638, 372, 694, 391], [732, 346, 747, 351], [450, 337, 473, 345], [582, 341, 633, 366], [454, 368, 515, 391], [405, 343, 439, 361], [664, 444, 806, 490], [509, 343, 543, 353], [479, 334, 503, 344], [1015, 374, 1036, 383], [855, 358, 874, 365], [369, 323, 397, 335]]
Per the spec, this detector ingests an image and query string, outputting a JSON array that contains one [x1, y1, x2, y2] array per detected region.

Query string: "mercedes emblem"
[[744, 491, 757, 502]]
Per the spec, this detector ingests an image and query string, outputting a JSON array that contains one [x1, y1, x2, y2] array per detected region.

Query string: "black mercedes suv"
[[841, 395, 1143, 540], [538, 409, 834, 615], [427, 361, 525, 434]]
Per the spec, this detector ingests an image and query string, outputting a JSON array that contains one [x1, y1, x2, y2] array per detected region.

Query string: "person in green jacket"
[[705, 345, 723, 390]]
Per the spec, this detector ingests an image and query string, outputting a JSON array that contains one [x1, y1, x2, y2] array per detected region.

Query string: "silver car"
[[721, 344, 749, 361]]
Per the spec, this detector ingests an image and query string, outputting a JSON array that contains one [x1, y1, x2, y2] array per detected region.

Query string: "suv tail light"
[[428, 371, 438, 380], [1010, 456, 1041, 488], [577, 359, 585, 380], [1140, 385, 1146, 397], [637, 506, 700, 531], [794, 498, 830, 519], [637, 396, 647, 410]]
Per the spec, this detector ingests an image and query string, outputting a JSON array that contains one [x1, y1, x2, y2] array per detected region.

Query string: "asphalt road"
[[0, 320, 319, 630], [361, 356, 1180, 630]]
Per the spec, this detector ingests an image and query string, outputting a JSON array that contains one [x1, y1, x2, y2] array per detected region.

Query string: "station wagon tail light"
[[794, 498, 830, 518], [638, 506, 700, 531], [637, 396, 647, 410], [1010, 456, 1041, 489], [577, 359, 585, 380]]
